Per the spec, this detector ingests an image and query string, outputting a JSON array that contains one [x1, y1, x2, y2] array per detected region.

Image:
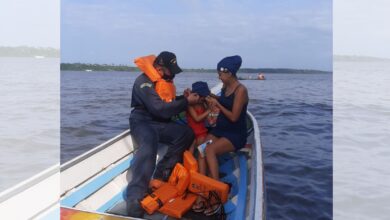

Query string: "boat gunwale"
[[0, 163, 59, 203], [247, 111, 266, 220], [61, 130, 131, 172]]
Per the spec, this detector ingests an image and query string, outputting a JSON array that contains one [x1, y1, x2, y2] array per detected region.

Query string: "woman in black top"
[[198, 55, 249, 181]]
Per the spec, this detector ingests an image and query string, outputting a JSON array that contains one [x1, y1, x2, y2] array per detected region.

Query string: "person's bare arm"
[[209, 86, 248, 122], [188, 106, 211, 122]]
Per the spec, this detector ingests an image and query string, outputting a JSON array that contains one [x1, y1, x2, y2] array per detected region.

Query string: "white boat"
[[0, 84, 265, 220], [0, 164, 60, 219]]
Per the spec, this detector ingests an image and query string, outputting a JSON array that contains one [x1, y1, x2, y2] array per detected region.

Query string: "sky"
[[334, 0, 390, 58], [61, 0, 333, 71], [3, 0, 390, 70], [0, 0, 60, 48]]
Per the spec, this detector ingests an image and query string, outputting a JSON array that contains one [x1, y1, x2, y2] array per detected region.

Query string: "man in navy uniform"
[[125, 51, 198, 217]]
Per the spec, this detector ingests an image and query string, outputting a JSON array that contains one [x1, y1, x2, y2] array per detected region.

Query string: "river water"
[[0, 58, 59, 192], [61, 70, 332, 219], [2, 57, 388, 219], [333, 60, 390, 220]]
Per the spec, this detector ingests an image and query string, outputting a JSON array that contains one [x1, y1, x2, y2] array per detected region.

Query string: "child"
[[206, 93, 220, 127], [186, 81, 212, 154]]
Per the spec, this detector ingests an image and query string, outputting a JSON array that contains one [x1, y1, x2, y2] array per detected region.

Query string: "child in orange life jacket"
[[186, 82, 212, 154]]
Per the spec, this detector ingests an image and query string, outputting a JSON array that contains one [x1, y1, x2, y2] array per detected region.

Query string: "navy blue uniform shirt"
[[130, 74, 188, 122]]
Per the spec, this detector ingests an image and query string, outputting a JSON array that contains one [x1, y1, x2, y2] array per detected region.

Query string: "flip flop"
[[204, 203, 222, 216], [203, 191, 225, 217], [192, 195, 207, 212], [192, 200, 206, 213]]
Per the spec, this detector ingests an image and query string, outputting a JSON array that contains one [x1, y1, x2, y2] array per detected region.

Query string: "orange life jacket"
[[141, 183, 178, 215], [188, 170, 229, 203], [141, 151, 229, 217], [168, 163, 190, 195], [183, 150, 198, 172], [159, 192, 198, 218], [141, 163, 190, 215], [134, 55, 176, 102]]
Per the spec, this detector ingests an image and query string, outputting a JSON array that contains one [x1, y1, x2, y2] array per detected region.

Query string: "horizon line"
[[2, 46, 389, 61], [60, 62, 332, 72]]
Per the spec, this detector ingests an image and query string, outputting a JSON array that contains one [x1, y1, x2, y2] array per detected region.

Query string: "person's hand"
[[186, 93, 199, 105], [206, 96, 219, 107], [183, 88, 191, 97]]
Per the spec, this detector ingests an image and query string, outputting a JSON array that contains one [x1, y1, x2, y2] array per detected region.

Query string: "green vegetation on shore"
[[0, 46, 59, 58], [61, 63, 331, 74], [61, 63, 137, 71]]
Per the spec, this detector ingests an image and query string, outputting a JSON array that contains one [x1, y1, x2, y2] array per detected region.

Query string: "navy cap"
[[217, 55, 242, 76], [192, 81, 211, 97], [155, 51, 182, 75]]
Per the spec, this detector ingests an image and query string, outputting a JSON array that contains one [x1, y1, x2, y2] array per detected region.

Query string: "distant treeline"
[[334, 55, 390, 62], [61, 63, 331, 74], [61, 63, 138, 71], [0, 46, 59, 57]]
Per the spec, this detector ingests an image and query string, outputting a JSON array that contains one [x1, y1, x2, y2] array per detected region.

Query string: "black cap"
[[155, 51, 182, 75]]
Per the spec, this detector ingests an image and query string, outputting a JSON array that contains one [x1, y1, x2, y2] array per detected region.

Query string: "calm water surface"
[[61, 71, 332, 220], [333, 60, 390, 220], [0, 58, 59, 192]]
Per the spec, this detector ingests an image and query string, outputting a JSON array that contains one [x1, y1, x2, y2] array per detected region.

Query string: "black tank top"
[[215, 85, 247, 134]]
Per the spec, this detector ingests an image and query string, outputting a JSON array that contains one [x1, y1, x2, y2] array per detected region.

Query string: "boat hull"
[[0, 83, 265, 220]]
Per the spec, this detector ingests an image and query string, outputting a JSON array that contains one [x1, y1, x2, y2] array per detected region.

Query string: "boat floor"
[[107, 200, 222, 220], [105, 151, 251, 220]]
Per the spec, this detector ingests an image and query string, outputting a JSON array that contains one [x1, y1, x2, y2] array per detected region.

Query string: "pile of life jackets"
[[140, 151, 229, 219]]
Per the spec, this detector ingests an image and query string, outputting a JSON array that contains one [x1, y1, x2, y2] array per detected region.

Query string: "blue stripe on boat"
[[223, 200, 236, 214], [97, 188, 127, 212], [221, 173, 239, 198], [219, 157, 235, 175], [234, 153, 248, 220], [61, 155, 133, 207]]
